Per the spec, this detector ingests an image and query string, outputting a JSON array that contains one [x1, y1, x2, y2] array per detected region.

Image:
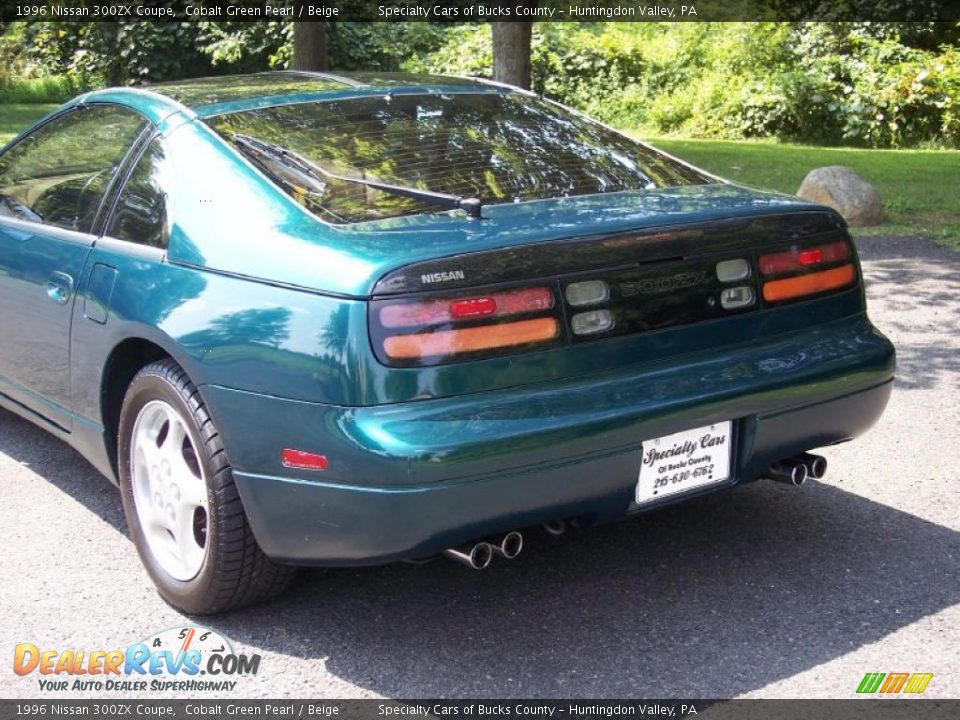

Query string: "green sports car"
[[0, 72, 895, 613]]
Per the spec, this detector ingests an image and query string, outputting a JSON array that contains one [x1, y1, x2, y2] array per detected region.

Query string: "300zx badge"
[[621, 270, 709, 296]]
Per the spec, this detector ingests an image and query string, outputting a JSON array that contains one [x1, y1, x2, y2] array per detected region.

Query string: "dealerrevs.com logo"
[[13, 626, 260, 693]]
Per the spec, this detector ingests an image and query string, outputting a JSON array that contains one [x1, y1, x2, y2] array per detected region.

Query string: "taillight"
[[759, 240, 850, 274], [759, 239, 856, 303], [763, 265, 856, 303], [383, 317, 559, 360], [379, 287, 553, 328], [371, 285, 561, 366]]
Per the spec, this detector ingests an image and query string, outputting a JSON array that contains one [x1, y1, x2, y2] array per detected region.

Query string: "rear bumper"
[[201, 314, 895, 565]]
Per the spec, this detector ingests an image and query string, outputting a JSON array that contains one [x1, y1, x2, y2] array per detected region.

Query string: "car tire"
[[117, 358, 295, 614]]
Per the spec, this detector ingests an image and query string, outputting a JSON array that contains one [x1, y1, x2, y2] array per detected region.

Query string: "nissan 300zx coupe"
[[0, 72, 895, 613]]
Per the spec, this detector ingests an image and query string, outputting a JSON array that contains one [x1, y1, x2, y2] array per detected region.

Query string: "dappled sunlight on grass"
[[0, 104, 59, 146]]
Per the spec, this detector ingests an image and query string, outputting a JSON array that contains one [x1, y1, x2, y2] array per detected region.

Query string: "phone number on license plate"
[[635, 421, 732, 504]]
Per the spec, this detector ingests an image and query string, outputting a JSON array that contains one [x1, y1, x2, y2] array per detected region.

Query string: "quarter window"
[[0, 105, 147, 233], [107, 139, 172, 249]]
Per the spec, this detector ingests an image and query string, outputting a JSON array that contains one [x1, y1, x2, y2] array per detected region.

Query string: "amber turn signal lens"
[[762, 264, 856, 303], [383, 317, 559, 360]]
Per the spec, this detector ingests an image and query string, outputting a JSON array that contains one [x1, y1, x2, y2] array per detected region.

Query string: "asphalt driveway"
[[1, 235, 958, 699]]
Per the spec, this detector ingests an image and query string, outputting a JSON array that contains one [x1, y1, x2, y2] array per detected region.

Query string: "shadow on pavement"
[[855, 235, 960, 391], [0, 407, 125, 532]]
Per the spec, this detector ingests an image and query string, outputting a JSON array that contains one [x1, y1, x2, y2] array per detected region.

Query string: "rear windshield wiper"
[[230, 133, 483, 220]]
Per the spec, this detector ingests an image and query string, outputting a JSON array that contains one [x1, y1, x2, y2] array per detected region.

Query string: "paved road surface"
[[1, 236, 958, 699]]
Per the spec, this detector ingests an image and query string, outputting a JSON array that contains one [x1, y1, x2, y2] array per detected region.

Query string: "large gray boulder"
[[797, 166, 885, 227]]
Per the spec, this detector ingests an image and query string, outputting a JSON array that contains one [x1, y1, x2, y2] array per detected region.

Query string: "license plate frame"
[[635, 421, 733, 505]]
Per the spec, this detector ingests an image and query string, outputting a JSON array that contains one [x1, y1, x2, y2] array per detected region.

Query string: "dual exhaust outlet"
[[444, 452, 826, 569], [442, 531, 523, 570], [766, 452, 827, 487]]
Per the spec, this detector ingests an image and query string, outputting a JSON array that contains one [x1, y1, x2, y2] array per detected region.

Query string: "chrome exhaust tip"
[[767, 460, 808, 487], [442, 542, 494, 570], [797, 452, 827, 480], [493, 531, 523, 560], [793, 463, 808, 486], [542, 520, 566, 536]]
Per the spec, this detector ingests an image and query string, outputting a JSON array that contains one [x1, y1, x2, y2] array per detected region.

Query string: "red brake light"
[[797, 248, 823, 265], [380, 287, 554, 328], [450, 297, 497, 319], [759, 240, 851, 276]]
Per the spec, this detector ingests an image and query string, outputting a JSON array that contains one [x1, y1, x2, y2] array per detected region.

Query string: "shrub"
[[409, 22, 960, 148]]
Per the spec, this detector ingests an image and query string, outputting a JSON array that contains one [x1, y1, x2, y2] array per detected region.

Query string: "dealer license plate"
[[635, 421, 732, 504]]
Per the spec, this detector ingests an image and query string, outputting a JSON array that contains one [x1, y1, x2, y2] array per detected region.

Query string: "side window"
[[106, 138, 172, 249], [0, 105, 147, 233]]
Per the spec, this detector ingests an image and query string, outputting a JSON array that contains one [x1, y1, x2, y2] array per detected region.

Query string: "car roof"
[[78, 71, 512, 123]]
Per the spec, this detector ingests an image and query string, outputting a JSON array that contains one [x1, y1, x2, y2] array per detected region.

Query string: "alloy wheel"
[[129, 399, 209, 581]]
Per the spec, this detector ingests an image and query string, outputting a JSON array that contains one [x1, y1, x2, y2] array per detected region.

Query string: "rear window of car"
[[208, 92, 714, 224]]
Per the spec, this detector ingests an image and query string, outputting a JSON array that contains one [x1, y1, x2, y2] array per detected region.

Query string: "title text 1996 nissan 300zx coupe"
[[0, 72, 894, 613]]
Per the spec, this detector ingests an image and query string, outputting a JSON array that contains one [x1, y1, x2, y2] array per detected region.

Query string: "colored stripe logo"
[[857, 672, 933, 694]]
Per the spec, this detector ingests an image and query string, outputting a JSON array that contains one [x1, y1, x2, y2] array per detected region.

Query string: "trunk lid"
[[323, 185, 841, 298]]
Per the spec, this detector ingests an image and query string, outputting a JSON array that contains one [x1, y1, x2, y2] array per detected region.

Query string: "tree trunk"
[[292, 21, 328, 71], [492, 22, 532, 90]]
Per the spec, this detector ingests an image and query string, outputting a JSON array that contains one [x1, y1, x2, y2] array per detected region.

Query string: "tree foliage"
[[411, 22, 960, 148], [2, 20, 958, 148], [3, 22, 211, 84]]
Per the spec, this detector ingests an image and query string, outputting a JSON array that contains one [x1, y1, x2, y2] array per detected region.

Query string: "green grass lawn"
[[0, 103, 58, 146], [638, 135, 960, 249]]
